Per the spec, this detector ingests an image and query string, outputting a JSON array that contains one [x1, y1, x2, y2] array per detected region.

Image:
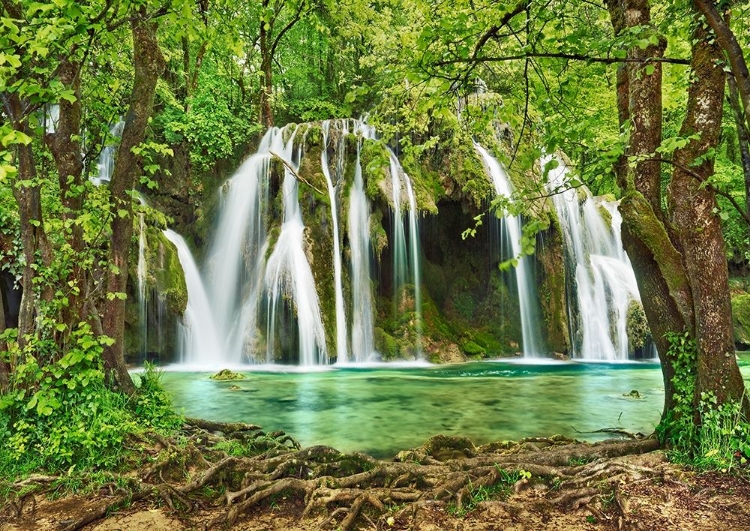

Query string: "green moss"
[[361, 139, 391, 202], [535, 222, 570, 353], [210, 369, 246, 381], [732, 293, 750, 347], [374, 327, 399, 360], [462, 340, 486, 356], [626, 299, 651, 351], [369, 209, 387, 261], [148, 228, 188, 316], [598, 203, 613, 229]]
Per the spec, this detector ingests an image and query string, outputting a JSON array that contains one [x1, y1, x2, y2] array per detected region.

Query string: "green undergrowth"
[[446, 467, 528, 517], [0, 325, 182, 486], [657, 331, 750, 474]]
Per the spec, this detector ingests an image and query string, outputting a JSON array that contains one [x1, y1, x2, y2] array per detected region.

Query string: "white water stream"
[[475, 143, 543, 357], [546, 157, 642, 360], [164, 229, 223, 365]]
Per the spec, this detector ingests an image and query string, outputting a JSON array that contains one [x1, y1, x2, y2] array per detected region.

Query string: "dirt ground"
[[3, 448, 750, 531]]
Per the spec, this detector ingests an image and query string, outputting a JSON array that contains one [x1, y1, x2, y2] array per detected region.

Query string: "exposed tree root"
[[5, 423, 666, 530]]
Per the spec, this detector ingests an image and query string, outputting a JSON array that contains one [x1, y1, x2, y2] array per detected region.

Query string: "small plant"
[[658, 331, 750, 473], [447, 467, 527, 517], [568, 456, 594, 466]]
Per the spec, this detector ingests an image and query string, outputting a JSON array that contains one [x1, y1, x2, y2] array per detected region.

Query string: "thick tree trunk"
[[606, 0, 693, 415], [623, 0, 666, 217], [102, 10, 165, 394], [45, 59, 87, 331], [667, 19, 749, 413], [6, 94, 53, 345]]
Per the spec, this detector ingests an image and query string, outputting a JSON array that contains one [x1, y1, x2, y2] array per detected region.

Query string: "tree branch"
[[268, 150, 325, 195], [645, 156, 750, 226], [433, 51, 690, 68]]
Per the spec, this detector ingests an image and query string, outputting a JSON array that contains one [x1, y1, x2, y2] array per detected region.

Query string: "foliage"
[[156, 68, 261, 171], [658, 331, 750, 472], [0, 334, 181, 476]]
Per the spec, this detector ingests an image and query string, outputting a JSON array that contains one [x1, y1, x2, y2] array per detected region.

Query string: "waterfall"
[[264, 138, 329, 366], [164, 229, 223, 365], [321, 120, 349, 361], [404, 175, 423, 358], [475, 143, 543, 357], [45, 104, 59, 134], [204, 128, 281, 361], [386, 150, 423, 359], [389, 153, 408, 294], [169, 118, 424, 366], [137, 209, 147, 357], [92, 120, 124, 186], [348, 122, 376, 362], [546, 157, 642, 360]]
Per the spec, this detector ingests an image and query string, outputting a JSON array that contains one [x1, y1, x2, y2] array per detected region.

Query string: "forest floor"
[[3, 420, 750, 531]]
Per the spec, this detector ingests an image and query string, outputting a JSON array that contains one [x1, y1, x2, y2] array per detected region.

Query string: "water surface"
[[159, 360, 696, 458]]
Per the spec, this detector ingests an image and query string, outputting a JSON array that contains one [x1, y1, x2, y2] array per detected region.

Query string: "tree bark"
[[606, 0, 694, 415], [693, 0, 750, 131], [726, 74, 750, 227], [102, 9, 165, 394], [5, 93, 53, 345], [45, 58, 87, 330], [259, 0, 274, 128], [667, 17, 749, 413]]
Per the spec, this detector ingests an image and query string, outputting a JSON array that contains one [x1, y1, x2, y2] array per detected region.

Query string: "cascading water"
[[546, 157, 642, 360], [404, 174, 423, 358], [164, 229, 223, 365], [385, 147, 423, 358], [348, 122, 376, 362], [264, 134, 329, 366], [137, 208, 147, 357], [92, 120, 124, 186], [475, 143, 543, 357], [170, 118, 424, 366], [321, 120, 349, 361], [204, 128, 280, 361], [201, 125, 329, 365]]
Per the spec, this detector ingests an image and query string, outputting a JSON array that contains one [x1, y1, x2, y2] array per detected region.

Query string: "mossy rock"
[[361, 139, 391, 203], [421, 434, 476, 461], [374, 327, 399, 360], [210, 369, 246, 381], [626, 299, 651, 351], [147, 228, 188, 316], [732, 293, 750, 347], [461, 340, 486, 357]]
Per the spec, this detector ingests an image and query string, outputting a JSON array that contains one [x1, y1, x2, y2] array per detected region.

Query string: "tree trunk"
[[6, 94, 53, 346], [45, 58, 87, 332], [726, 74, 750, 227], [102, 10, 165, 394], [667, 17, 749, 413], [694, 0, 750, 131], [606, 0, 694, 415], [259, 0, 274, 128]]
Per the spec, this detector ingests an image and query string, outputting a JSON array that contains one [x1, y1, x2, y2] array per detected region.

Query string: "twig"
[[268, 150, 326, 196]]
